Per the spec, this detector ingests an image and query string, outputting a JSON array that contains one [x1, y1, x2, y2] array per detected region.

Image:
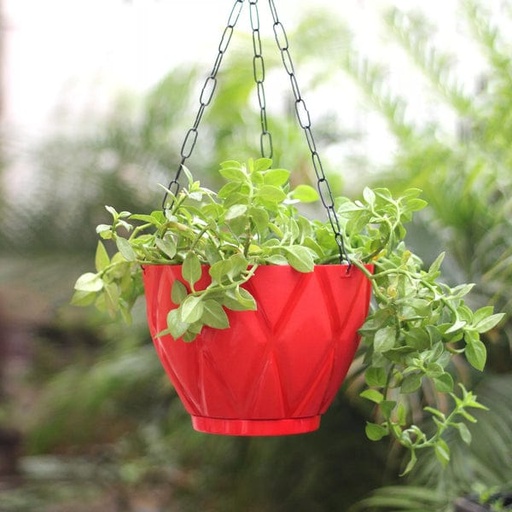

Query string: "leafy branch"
[[72, 157, 503, 472], [335, 187, 503, 473]]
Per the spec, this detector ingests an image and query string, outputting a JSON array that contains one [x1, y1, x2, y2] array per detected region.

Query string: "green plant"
[[73, 157, 502, 474]]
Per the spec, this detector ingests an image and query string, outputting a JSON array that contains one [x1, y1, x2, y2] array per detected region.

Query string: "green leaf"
[[223, 191, 249, 209], [105, 205, 118, 217], [465, 338, 487, 371], [290, 184, 319, 203], [405, 198, 428, 212], [268, 223, 284, 238], [365, 422, 388, 441], [182, 331, 198, 343], [365, 367, 388, 387], [445, 319, 467, 334], [474, 312, 504, 333], [472, 305, 494, 324], [265, 254, 289, 265], [103, 283, 120, 315], [218, 181, 241, 199], [179, 295, 204, 324], [253, 157, 272, 172], [451, 283, 475, 298], [130, 213, 159, 223], [249, 207, 269, 232], [380, 400, 397, 420], [434, 439, 450, 466], [426, 362, 444, 378], [155, 237, 177, 259], [396, 403, 407, 426], [182, 252, 202, 287], [433, 372, 454, 393], [225, 204, 248, 220], [400, 451, 418, 476], [428, 252, 445, 275], [96, 224, 112, 239], [219, 165, 247, 182], [401, 373, 422, 393], [70, 289, 96, 306], [404, 328, 431, 350], [220, 159, 242, 168], [209, 260, 231, 284], [263, 168, 290, 186], [74, 272, 104, 292], [202, 300, 230, 329], [257, 185, 286, 203], [346, 210, 372, 236], [95, 241, 110, 271], [222, 287, 257, 311], [116, 237, 137, 261], [181, 164, 195, 186], [225, 215, 246, 236], [171, 280, 188, 305], [281, 245, 316, 272], [363, 187, 376, 205], [457, 422, 472, 445], [166, 308, 189, 339], [360, 389, 384, 403], [226, 253, 249, 279], [373, 326, 396, 353]]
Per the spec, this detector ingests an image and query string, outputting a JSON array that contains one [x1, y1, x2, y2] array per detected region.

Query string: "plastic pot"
[[143, 264, 373, 436]]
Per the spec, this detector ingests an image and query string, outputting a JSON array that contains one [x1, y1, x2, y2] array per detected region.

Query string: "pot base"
[[191, 415, 321, 436]]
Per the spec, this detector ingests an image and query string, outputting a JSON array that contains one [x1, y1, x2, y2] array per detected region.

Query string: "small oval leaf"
[[179, 295, 204, 324], [183, 252, 202, 287], [74, 272, 104, 292]]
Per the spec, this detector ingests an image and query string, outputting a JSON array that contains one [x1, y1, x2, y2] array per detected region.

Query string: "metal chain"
[[267, 0, 350, 265], [249, 0, 273, 159], [162, 0, 349, 265], [162, 0, 245, 207]]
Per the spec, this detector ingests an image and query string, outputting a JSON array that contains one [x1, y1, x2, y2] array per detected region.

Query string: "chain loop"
[[249, 0, 273, 159], [267, 0, 349, 265], [162, 0, 245, 208]]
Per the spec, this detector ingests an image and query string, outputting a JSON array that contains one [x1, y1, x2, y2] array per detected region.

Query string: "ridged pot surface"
[[143, 264, 373, 436]]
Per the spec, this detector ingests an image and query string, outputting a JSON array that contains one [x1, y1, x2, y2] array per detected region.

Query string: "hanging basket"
[[143, 263, 373, 436], [140, 0, 373, 436]]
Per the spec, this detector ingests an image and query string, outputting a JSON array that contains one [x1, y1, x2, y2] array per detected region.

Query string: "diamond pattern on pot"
[[143, 264, 372, 429]]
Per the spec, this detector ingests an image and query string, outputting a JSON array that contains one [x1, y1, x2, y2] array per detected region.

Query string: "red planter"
[[143, 264, 373, 436]]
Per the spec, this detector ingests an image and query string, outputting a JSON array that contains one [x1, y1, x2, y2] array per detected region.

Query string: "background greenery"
[[1, 1, 512, 510]]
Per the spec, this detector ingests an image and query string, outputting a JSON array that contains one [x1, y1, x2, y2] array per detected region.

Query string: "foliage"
[[331, 0, 512, 508], [72, 157, 502, 473], [73, 158, 324, 338], [356, 374, 512, 510]]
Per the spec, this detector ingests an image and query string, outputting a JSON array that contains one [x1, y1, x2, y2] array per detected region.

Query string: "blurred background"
[[1, 0, 512, 510]]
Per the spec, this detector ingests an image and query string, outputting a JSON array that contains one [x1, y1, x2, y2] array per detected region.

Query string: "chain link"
[[249, 0, 273, 159], [162, 0, 245, 207], [267, 0, 349, 265]]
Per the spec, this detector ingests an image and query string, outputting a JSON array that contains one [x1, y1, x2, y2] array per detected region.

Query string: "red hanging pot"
[[143, 263, 373, 436]]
